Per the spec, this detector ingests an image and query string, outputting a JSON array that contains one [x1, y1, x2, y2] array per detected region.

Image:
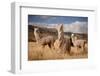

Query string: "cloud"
[[64, 21, 88, 33], [28, 21, 88, 33], [40, 16, 57, 20], [40, 16, 50, 19]]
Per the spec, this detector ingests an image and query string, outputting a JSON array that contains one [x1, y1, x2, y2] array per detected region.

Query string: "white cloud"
[[40, 16, 50, 19], [64, 21, 88, 33], [39, 16, 57, 20]]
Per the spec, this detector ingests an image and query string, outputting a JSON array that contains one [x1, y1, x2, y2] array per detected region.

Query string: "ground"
[[28, 42, 88, 60]]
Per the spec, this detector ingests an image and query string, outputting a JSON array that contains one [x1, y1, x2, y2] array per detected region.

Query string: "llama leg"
[[82, 45, 85, 54], [48, 43, 51, 49], [82, 46, 84, 52], [67, 46, 71, 55], [76, 47, 79, 55], [51, 42, 55, 50]]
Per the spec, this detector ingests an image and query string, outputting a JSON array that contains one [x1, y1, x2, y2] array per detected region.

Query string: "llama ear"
[[55, 24, 64, 31]]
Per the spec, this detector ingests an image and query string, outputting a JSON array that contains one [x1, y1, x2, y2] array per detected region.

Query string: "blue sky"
[[28, 15, 88, 24]]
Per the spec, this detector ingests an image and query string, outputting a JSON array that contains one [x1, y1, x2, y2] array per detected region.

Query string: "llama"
[[34, 28, 55, 49], [54, 24, 71, 53], [71, 34, 87, 53], [54, 24, 64, 50]]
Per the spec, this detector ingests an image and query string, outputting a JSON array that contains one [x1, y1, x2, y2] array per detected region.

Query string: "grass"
[[28, 42, 88, 61]]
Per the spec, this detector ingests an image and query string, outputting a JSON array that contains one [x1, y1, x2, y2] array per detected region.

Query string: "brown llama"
[[54, 24, 71, 53], [34, 28, 55, 49]]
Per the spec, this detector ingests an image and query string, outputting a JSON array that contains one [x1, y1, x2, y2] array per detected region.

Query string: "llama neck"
[[71, 36, 76, 44], [34, 32, 40, 43], [58, 31, 64, 40]]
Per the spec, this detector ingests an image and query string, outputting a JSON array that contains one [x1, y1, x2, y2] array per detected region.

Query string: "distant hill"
[[28, 25, 88, 42]]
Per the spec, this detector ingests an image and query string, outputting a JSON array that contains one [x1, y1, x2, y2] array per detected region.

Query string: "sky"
[[28, 15, 88, 33], [28, 15, 88, 24]]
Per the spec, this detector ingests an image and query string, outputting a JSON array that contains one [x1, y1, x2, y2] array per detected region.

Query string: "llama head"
[[34, 28, 39, 33], [71, 33, 75, 41], [56, 24, 64, 32], [71, 34, 74, 38], [71, 34, 78, 41]]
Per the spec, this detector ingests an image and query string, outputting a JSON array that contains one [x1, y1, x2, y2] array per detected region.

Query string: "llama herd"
[[33, 24, 88, 56]]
